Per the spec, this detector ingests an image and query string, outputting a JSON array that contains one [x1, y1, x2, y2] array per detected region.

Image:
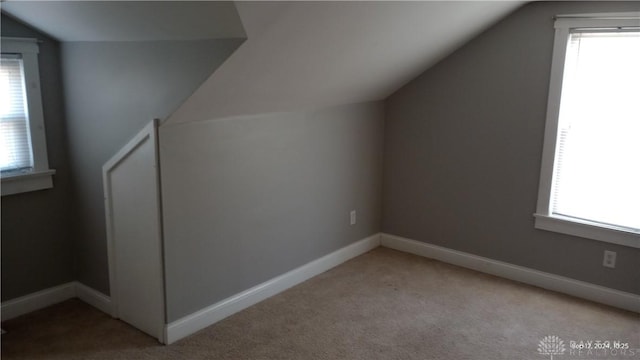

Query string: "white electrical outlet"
[[350, 210, 356, 225], [603, 250, 616, 268]]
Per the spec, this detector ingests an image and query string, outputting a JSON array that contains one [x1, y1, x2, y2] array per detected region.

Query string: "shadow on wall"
[[61, 38, 245, 295], [382, 1, 640, 295], [1, 14, 74, 302], [159, 102, 385, 322]]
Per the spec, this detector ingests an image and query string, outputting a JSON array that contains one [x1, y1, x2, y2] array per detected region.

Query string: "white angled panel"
[[103, 120, 165, 343]]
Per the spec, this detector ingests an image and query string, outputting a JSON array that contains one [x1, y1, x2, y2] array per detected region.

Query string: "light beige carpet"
[[2, 247, 639, 359]]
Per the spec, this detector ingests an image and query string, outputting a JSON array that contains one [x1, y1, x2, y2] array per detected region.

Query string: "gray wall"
[[160, 102, 384, 321], [1, 14, 74, 301], [61, 38, 244, 295], [383, 1, 640, 295]]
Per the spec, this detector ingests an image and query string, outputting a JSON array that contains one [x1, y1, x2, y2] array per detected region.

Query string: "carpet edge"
[[380, 233, 640, 314], [164, 233, 381, 344]]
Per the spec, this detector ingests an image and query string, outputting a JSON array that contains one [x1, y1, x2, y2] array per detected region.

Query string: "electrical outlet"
[[350, 210, 356, 225], [603, 250, 616, 268]]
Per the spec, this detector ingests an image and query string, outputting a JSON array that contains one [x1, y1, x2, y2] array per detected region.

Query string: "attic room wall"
[[159, 102, 384, 321], [383, 1, 640, 295], [1, 14, 74, 301], [60, 38, 244, 295]]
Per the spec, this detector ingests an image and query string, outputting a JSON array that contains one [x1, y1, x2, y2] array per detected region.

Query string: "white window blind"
[[0, 54, 34, 172], [551, 30, 640, 231]]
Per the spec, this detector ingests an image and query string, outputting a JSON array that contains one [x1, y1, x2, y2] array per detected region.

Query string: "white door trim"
[[102, 119, 166, 343]]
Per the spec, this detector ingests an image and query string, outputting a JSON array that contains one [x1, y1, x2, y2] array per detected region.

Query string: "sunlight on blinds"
[[552, 31, 640, 231], [0, 54, 33, 172]]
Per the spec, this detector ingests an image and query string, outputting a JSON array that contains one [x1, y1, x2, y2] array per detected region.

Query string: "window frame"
[[1, 37, 55, 196], [534, 13, 640, 249]]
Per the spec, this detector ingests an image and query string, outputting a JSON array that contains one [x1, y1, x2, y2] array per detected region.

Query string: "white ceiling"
[[167, 1, 524, 124], [1, 1, 524, 125], [1, 1, 246, 41]]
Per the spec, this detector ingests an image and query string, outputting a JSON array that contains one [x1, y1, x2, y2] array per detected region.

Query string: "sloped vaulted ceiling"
[[1, 1, 246, 41], [2, 1, 524, 125], [166, 1, 524, 125]]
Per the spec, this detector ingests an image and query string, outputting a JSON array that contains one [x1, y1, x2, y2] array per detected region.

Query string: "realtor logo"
[[538, 335, 566, 360]]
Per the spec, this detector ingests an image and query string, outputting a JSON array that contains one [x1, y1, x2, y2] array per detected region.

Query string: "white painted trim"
[[102, 119, 161, 320], [75, 282, 113, 316], [535, 25, 568, 218], [555, 16, 640, 29], [535, 14, 640, 248], [164, 233, 380, 344], [103, 119, 166, 343], [0, 37, 39, 54], [1, 169, 55, 196], [1, 282, 76, 321], [534, 214, 640, 249], [380, 233, 640, 314], [555, 12, 640, 20], [1, 37, 54, 196], [102, 121, 157, 173], [0, 282, 112, 322]]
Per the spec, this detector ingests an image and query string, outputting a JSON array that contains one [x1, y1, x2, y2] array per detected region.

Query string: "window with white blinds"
[[535, 14, 640, 248], [1, 54, 34, 172], [1, 37, 54, 196], [551, 30, 640, 232]]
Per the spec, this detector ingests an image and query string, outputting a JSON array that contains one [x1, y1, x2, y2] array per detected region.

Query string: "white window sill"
[[1, 169, 56, 196], [534, 213, 640, 249]]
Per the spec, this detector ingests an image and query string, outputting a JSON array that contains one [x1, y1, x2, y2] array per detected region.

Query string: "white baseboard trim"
[[1, 282, 76, 321], [164, 233, 381, 344], [75, 282, 113, 316], [1, 282, 112, 321], [380, 233, 640, 314]]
